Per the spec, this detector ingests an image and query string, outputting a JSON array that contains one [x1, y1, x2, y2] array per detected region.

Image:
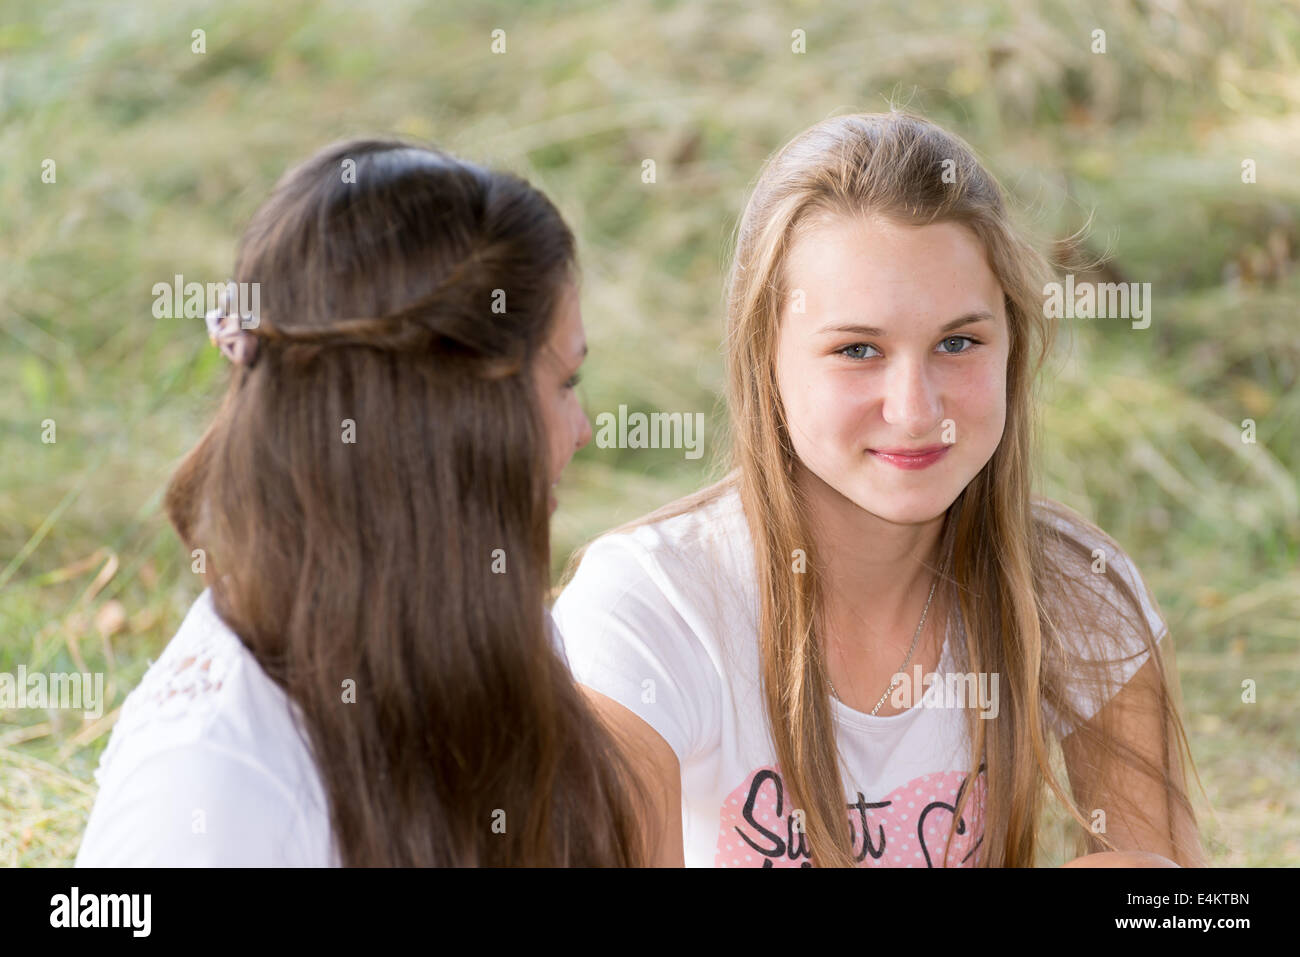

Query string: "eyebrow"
[[818, 311, 996, 337]]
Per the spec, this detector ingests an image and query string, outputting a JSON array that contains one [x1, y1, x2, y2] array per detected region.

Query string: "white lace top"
[[77, 588, 572, 867], [75, 589, 337, 866]]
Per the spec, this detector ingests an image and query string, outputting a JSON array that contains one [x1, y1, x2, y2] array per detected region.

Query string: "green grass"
[[2, 0, 1298, 866]]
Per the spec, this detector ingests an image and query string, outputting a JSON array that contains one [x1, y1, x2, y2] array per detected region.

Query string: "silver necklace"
[[827, 575, 938, 717]]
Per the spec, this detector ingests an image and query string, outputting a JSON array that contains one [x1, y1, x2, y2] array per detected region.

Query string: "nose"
[[575, 406, 593, 451], [881, 357, 943, 439]]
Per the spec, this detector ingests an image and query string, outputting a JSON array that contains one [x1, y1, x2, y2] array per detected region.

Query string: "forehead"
[[782, 214, 1004, 325]]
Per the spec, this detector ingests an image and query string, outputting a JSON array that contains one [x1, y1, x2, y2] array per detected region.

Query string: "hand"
[[1061, 850, 1180, 868]]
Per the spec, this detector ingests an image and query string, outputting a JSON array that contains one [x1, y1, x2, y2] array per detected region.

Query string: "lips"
[[868, 445, 951, 470], [870, 445, 948, 456]]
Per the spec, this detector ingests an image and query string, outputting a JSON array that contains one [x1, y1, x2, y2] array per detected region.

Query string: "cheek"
[[776, 349, 820, 438], [812, 376, 875, 445], [533, 386, 563, 467], [549, 397, 571, 461], [778, 355, 865, 457], [946, 358, 1007, 442]]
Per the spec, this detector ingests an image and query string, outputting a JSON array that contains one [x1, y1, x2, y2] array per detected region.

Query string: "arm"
[[1059, 653, 1207, 868], [1061, 850, 1180, 867], [581, 687, 685, 867], [76, 744, 321, 867], [553, 533, 720, 867]]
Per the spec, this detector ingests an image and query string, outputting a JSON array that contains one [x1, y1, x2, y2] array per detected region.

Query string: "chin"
[[849, 490, 954, 526]]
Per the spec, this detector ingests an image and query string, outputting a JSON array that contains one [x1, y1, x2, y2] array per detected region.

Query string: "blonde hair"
[[567, 110, 1204, 867]]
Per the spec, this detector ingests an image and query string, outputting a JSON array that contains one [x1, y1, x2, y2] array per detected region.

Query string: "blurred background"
[[2, 0, 1297, 866]]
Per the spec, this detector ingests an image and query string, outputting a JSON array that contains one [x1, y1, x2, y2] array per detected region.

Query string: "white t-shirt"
[[77, 588, 569, 867], [551, 486, 1167, 868], [75, 589, 337, 867]]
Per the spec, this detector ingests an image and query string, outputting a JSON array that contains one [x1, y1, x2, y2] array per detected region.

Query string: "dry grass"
[[2, 0, 1297, 865]]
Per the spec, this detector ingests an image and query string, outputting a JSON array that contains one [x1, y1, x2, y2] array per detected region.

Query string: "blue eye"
[[839, 343, 880, 360], [838, 335, 981, 361], [938, 335, 979, 354]]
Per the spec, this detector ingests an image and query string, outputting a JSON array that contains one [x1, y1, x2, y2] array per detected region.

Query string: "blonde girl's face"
[[774, 214, 1010, 525]]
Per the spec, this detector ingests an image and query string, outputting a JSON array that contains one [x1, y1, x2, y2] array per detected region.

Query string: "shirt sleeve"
[[1042, 523, 1169, 739], [551, 532, 721, 765], [544, 606, 571, 670], [75, 743, 326, 867]]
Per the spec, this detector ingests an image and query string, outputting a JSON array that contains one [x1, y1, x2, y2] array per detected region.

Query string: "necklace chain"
[[827, 575, 939, 717]]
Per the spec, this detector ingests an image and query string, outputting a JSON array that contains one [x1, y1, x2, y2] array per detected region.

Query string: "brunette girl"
[[77, 140, 647, 866]]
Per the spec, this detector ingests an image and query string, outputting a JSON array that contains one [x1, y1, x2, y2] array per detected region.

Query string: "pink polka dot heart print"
[[715, 765, 987, 867]]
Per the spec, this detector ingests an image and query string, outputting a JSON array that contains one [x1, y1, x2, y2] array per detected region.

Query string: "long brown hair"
[[565, 111, 1204, 867], [166, 139, 646, 866]]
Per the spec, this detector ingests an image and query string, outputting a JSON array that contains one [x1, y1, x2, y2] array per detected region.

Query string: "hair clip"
[[204, 281, 259, 366]]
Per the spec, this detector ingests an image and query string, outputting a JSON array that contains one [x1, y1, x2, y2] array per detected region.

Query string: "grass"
[[2, 0, 1298, 866]]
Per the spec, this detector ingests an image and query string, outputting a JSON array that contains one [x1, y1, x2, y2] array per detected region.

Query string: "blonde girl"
[[552, 111, 1205, 868]]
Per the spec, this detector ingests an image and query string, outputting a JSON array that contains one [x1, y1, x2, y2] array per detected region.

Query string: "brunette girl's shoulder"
[[93, 589, 250, 778], [77, 590, 335, 866]]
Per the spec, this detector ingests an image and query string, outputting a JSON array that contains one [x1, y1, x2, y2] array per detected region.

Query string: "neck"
[[798, 465, 950, 650]]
